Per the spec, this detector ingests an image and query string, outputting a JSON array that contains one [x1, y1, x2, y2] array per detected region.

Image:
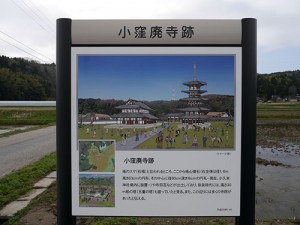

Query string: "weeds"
[[0, 152, 56, 208]]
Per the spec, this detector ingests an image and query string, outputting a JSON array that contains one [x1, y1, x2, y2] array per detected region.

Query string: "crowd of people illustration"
[[81, 121, 232, 149]]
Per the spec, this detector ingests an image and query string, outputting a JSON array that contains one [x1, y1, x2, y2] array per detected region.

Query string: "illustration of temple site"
[[79, 140, 115, 172], [79, 174, 115, 207], [78, 58, 235, 150]]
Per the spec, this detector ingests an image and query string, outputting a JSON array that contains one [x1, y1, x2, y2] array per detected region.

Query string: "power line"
[[26, 0, 55, 27], [0, 36, 50, 64], [19, 0, 55, 33], [10, 0, 55, 37], [0, 30, 54, 62]]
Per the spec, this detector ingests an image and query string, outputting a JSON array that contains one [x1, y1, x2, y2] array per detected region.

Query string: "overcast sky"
[[0, 0, 299, 73]]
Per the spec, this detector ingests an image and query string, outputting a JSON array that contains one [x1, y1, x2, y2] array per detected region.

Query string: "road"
[[0, 126, 56, 177]]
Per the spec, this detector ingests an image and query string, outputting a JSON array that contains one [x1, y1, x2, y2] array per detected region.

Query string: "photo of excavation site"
[[79, 140, 115, 172], [77, 55, 236, 150], [79, 174, 115, 207]]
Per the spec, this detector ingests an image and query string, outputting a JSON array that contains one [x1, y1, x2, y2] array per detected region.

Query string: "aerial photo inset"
[[79, 174, 115, 207], [79, 140, 115, 172]]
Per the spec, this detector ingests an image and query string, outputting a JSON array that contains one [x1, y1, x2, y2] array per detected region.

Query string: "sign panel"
[[72, 20, 241, 45], [71, 47, 242, 216]]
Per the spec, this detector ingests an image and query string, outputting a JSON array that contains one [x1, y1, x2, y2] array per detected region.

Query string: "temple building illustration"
[[177, 64, 210, 125], [112, 99, 158, 125]]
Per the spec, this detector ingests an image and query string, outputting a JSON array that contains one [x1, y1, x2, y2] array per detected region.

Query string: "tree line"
[[257, 70, 300, 101], [0, 56, 56, 100], [78, 95, 234, 116], [0, 55, 299, 102]]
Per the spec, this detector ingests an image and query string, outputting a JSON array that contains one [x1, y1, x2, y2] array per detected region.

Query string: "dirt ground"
[[256, 119, 300, 148], [18, 195, 299, 225], [8, 119, 300, 225]]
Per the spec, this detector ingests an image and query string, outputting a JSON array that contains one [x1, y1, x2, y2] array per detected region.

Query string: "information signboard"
[[57, 19, 256, 224], [71, 47, 241, 216]]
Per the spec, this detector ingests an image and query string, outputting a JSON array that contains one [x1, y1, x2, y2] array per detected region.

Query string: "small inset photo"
[[79, 174, 115, 207], [79, 140, 115, 172]]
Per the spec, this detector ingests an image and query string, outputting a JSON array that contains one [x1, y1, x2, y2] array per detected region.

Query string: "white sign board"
[[71, 47, 242, 216]]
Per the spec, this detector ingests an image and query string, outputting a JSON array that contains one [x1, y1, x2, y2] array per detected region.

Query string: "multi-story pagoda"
[[112, 99, 158, 125], [179, 64, 210, 125]]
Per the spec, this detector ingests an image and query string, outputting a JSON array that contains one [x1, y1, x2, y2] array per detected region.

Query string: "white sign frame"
[[71, 47, 242, 216]]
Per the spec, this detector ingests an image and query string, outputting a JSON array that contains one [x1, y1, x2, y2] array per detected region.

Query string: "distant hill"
[[257, 70, 300, 100], [258, 70, 300, 79], [0, 56, 56, 100]]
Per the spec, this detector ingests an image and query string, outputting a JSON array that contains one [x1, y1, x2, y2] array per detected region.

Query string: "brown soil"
[[17, 183, 299, 225], [20, 202, 56, 225], [256, 157, 291, 167], [256, 119, 300, 148]]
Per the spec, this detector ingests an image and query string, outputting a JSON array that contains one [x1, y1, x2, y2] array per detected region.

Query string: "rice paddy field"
[[257, 102, 300, 119], [0, 107, 56, 126]]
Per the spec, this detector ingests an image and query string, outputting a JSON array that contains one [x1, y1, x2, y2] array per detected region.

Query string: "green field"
[[256, 102, 300, 111], [78, 124, 159, 142], [137, 122, 234, 149], [0, 107, 56, 125], [78, 122, 234, 150], [257, 102, 300, 119]]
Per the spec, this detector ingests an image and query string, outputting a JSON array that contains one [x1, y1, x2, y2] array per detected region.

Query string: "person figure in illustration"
[[93, 129, 96, 139], [86, 127, 90, 134], [122, 134, 127, 145], [135, 131, 139, 141], [202, 135, 207, 147], [226, 130, 229, 146], [168, 129, 173, 138], [126, 129, 130, 137], [156, 131, 163, 148], [183, 132, 188, 144], [192, 134, 198, 148], [141, 130, 144, 138], [100, 129, 104, 139], [111, 129, 114, 137], [157, 131, 162, 140]]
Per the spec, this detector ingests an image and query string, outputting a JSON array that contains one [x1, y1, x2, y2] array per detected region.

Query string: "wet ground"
[[256, 142, 300, 219]]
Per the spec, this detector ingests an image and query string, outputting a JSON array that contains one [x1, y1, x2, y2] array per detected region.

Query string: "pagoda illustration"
[[178, 64, 210, 125]]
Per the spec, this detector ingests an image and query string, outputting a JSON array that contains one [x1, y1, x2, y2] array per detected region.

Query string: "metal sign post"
[[57, 18, 256, 225]]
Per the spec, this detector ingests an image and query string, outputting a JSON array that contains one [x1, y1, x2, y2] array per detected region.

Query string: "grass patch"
[[256, 102, 300, 111], [3, 183, 57, 225], [0, 108, 56, 126], [0, 152, 56, 209], [90, 217, 138, 225], [257, 114, 300, 119], [78, 124, 158, 142], [136, 122, 234, 149]]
